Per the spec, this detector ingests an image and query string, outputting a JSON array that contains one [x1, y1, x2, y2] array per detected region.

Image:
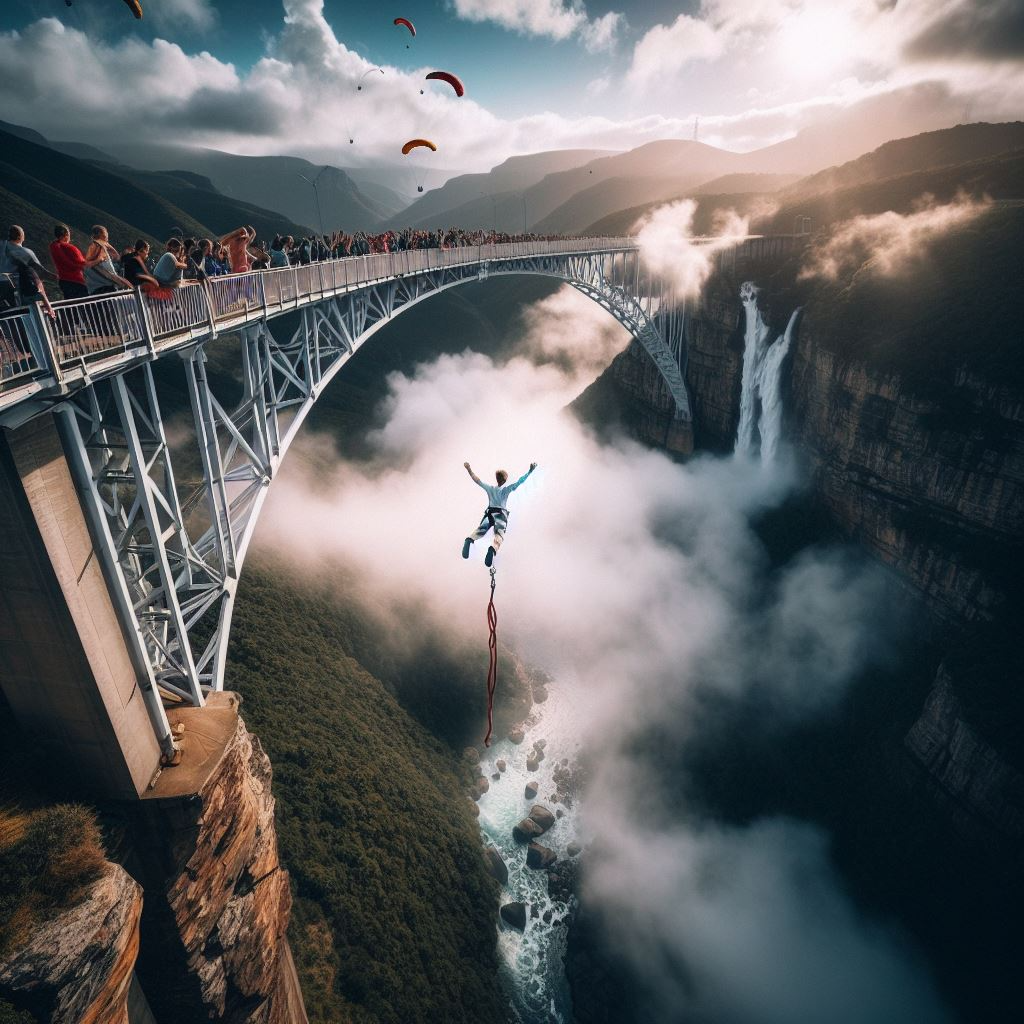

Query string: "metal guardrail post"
[[26, 302, 65, 391], [259, 271, 268, 319], [133, 287, 157, 356], [201, 280, 219, 338]]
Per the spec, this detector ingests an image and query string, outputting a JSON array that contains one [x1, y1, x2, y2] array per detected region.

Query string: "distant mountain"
[[106, 143, 399, 232], [118, 167, 312, 241], [391, 149, 618, 229], [784, 122, 1024, 199], [691, 173, 800, 195], [0, 127, 213, 251], [0, 120, 119, 165]]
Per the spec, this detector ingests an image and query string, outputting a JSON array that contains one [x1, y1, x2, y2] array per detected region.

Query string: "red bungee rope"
[[483, 566, 498, 747]]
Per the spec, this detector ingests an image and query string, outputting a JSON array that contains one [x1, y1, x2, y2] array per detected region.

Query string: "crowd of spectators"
[[0, 221, 582, 319]]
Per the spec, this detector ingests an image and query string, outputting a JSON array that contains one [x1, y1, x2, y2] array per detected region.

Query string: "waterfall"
[[735, 281, 799, 461], [735, 282, 773, 454]]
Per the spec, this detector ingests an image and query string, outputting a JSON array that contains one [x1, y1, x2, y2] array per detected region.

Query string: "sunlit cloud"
[[450, 0, 622, 51]]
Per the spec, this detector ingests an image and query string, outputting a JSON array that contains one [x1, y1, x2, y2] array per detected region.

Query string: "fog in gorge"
[[254, 283, 950, 1024]]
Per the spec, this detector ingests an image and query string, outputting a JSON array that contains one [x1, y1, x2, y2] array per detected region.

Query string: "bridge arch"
[[0, 242, 692, 757]]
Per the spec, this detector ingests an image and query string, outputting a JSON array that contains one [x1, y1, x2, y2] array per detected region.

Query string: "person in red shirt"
[[49, 225, 89, 300]]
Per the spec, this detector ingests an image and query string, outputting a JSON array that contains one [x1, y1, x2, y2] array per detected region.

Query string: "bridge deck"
[[0, 239, 636, 422]]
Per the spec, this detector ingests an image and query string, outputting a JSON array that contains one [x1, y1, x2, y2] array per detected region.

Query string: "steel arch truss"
[[55, 249, 692, 743]]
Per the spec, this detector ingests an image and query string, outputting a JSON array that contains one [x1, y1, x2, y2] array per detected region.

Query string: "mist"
[[254, 283, 949, 1022], [799, 194, 991, 281]]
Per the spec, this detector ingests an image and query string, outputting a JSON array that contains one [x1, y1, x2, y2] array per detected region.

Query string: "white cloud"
[[450, 0, 621, 50], [150, 0, 217, 33], [627, 13, 727, 86], [581, 11, 623, 53]]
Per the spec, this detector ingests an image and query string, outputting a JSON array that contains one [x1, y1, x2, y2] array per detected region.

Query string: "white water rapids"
[[477, 674, 583, 1023]]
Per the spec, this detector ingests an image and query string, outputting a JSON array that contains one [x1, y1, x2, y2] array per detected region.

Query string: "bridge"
[[0, 235, 718, 797]]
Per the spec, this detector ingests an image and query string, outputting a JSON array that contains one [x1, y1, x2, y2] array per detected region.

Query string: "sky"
[[1, 1, 1022, 170]]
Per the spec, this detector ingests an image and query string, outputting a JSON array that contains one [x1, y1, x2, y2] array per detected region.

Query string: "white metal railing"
[[0, 310, 39, 383], [0, 237, 635, 408]]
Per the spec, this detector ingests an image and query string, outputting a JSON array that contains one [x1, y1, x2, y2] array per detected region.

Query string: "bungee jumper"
[[462, 462, 537, 567], [462, 461, 537, 747]]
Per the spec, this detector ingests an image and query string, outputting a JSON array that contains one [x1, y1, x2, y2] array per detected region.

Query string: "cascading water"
[[477, 675, 582, 1023], [735, 281, 800, 461]]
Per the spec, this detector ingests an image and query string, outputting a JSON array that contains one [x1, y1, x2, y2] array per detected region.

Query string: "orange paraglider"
[[425, 71, 465, 97], [65, 0, 142, 16], [402, 139, 437, 155]]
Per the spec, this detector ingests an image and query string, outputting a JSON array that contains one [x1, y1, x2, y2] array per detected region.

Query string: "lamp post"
[[298, 167, 328, 237]]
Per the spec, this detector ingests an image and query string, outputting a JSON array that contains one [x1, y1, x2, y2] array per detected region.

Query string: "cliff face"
[[130, 692, 307, 1024], [904, 664, 1024, 842], [788, 342, 1024, 624], [0, 862, 141, 1024]]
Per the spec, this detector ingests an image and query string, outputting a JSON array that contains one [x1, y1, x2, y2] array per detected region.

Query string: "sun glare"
[[777, 8, 860, 81]]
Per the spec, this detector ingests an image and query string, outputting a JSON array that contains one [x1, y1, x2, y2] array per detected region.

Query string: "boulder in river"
[[463, 746, 480, 764], [547, 861, 578, 900], [525, 782, 539, 799], [527, 842, 557, 870], [496, 759, 507, 772], [526, 756, 540, 772], [529, 805, 555, 831], [513, 817, 544, 843], [500, 902, 527, 930], [484, 845, 509, 886], [555, 809, 564, 820], [508, 728, 526, 745], [534, 739, 547, 750], [491, 773, 501, 782], [567, 840, 582, 857], [472, 776, 489, 800]]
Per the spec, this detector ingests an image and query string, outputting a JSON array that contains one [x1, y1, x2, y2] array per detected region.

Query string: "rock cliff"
[[0, 863, 141, 1024], [128, 692, 307, 1024], [904, 664, 1024, 842]]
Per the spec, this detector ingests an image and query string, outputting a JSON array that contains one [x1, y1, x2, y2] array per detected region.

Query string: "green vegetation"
[[0, 804, 107, 958], [226, 562, 510, 1024]]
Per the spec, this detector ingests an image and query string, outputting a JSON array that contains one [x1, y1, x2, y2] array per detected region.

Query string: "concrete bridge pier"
[[0, 412, 162, 799]]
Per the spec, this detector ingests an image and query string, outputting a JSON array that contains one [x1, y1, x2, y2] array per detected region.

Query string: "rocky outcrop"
[[528, 805, 556, 831], [500, 903, 527, 931], [905, 665, 1024, 840], [513, 817, 544, 844], [526, 843, 557, 870], [483, 846, 509, 886], [129, 693, 307, 1024], [0, 863, 141, 1024]]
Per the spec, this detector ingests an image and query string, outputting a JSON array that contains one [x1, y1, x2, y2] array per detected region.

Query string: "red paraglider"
[[425, 71, 465, 98], [394, 17, 416, 36]]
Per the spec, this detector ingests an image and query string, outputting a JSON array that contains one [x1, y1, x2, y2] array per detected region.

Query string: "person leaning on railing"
[[84, 226, 131, 295], [1, 225, 57, 299], [122, 240, 173, 300]]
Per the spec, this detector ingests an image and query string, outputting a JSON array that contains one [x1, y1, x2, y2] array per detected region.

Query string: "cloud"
[[150, 0, 217, 33], [627, 13, 727, 86], [450, 0, 622, 51], [634, 199, 754, 298], [798, 194, 990, 281]]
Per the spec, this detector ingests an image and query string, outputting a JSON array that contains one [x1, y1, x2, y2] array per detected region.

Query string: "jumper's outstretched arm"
[[510, 463, 538, 491], [464, 462, 485, 487]]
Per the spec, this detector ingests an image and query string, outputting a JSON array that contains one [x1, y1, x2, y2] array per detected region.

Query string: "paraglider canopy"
[[357, 67, 384, 90], [425, 71, 465, 97], [394, 17, 416, 36], [66, 0, 143, 15], [402, 138, 437, 155]]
